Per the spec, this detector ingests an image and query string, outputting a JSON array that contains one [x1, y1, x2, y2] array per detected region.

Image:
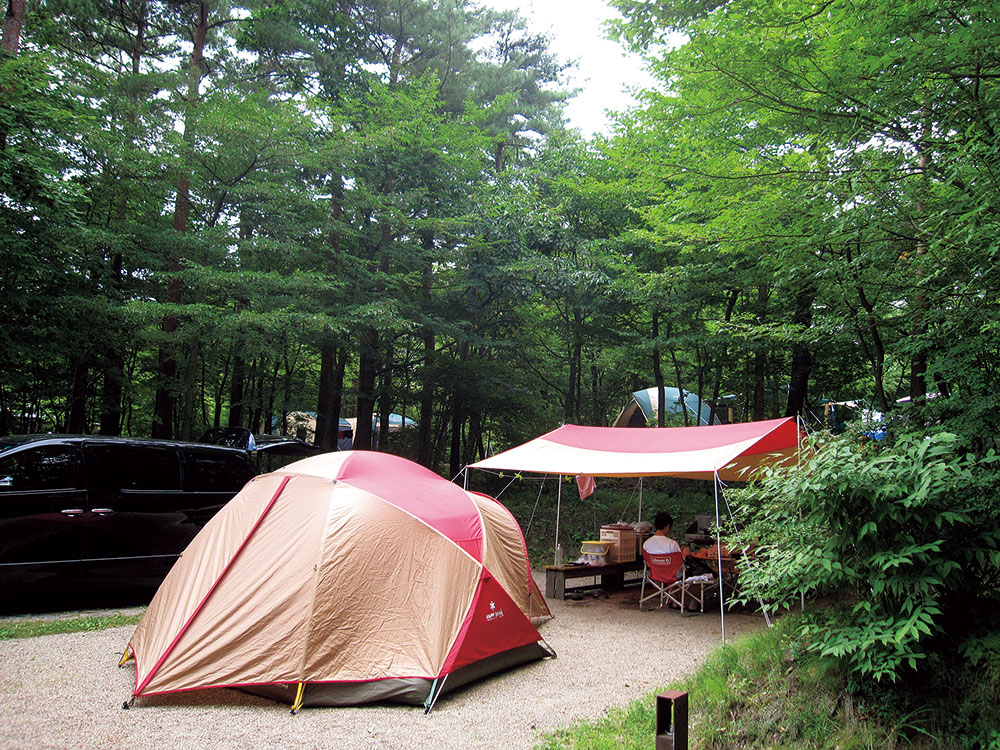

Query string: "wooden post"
[[656, 691, 689, 750]]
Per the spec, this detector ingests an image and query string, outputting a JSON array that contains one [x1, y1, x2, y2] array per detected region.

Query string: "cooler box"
[[600, 524, 638, 563]]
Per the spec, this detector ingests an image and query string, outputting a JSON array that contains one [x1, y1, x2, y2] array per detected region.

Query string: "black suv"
[[0, 435, 256, 597], [200, 427, 323, 473]]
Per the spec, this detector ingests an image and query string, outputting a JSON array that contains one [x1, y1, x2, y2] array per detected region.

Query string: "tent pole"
[[638, 476, 643, 524], [424, 675, 448, 714], [715, 473, 726, 643], [462, 467, 468, 491], [554, 476, 562, 566]]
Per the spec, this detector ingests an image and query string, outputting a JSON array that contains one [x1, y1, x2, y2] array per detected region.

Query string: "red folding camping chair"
[[639, 549, 718, 614]]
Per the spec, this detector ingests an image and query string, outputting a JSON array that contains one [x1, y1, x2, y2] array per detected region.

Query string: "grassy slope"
[[532, 614, 1000, 750]]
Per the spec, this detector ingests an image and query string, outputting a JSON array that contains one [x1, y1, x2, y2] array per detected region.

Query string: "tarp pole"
[[554, 475, 562, 566], [715, 473, 726, 643], [638, 476, 643, 524], [797, 415, 806, 612], [462, 467, 468, 491], [716, 478, 772, 627]]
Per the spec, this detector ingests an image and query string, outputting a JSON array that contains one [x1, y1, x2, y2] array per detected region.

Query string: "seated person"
[[643, 512, 682, 555], [644, 512, 713, 608]]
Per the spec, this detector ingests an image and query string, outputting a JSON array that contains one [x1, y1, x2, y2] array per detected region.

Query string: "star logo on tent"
[[489, 601, 496, 611]]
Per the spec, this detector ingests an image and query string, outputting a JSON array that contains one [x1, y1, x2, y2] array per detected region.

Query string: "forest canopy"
[[2, 0, 999, 472]]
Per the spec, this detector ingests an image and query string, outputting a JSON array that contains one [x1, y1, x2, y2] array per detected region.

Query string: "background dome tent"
[[119, 451, 553, 713], [612, 387, 717, 427]]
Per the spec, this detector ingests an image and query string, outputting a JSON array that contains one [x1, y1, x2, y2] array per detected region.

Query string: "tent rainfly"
[[467, 417, 804, 640], [120, 451, 553, 713], [469, 417, 801, 480], [612, 386, 716, 427]]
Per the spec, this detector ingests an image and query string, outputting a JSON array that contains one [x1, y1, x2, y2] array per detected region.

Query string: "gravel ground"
[[0, 575, 764, 750]]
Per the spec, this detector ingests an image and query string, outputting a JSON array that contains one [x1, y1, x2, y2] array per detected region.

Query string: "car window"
[[0, 445, 82, 491], [183, 449, 253, 492], [84, 444, 182, 491]]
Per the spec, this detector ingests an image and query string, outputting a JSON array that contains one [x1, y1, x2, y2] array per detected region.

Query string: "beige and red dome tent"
[[120, 451, 553, 712]]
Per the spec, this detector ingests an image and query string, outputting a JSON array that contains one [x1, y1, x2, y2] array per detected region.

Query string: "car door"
[[81, 442, 186, 586], [0, 442, 87, 588], [180, 446, 255, 524]]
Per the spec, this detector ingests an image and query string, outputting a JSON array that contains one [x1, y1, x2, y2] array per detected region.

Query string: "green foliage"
[[731, 432, 1000, 683]]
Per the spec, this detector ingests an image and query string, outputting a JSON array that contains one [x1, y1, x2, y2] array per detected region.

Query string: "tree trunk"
[[99, 251, 125, 435], [354, 330, 378, 451], [669, 339, 689, 426], [180, 338, 199, 439], [590, 364, 602, 425], [449, 341, 470, 476], [753, 286, 768, 421], [100, 5, 146, 437], [784, 284, 816, 418], [329, 347, 347, 447], [2, 0, 25, 53], [417, 235, 435, 467], [355, 191, 393, 451], [417, 329, 435, 466], [99, 351, 124, 435], [315, 343, 350, 451], [695, 345, 706, 425], [0, 0, 26, 152], [153, 2, 208, 438], [449, 398, 463, 479], [567, 310, 582, 423], [67, 357, 89, 433], [652, 312, 665, 427], [848, 241, 890, 416], [376, 347, 392, 450], [709, 289, 739, 424], [315, 171, 345, 448], [229, 352, 246, 427], [909, 121, 930, 408], [467, 410, 482, 465]]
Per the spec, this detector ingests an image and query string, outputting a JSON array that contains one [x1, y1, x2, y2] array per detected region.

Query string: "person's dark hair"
[[653, 512, 674, 532]]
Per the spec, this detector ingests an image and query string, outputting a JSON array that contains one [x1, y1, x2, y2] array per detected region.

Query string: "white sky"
[[482, 0, 658, 137]]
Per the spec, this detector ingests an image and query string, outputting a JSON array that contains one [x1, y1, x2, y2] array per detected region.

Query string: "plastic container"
[[579, 540, 611, 565]]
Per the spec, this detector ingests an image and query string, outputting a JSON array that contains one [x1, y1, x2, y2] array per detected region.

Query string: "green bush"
[[730, 432, 1000, 685]]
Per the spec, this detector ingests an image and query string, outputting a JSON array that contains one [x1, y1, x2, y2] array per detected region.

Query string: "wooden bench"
[[544, 559, 645, 599]]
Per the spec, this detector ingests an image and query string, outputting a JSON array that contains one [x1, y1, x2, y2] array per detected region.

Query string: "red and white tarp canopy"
[[469, 417, 802, 481]]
